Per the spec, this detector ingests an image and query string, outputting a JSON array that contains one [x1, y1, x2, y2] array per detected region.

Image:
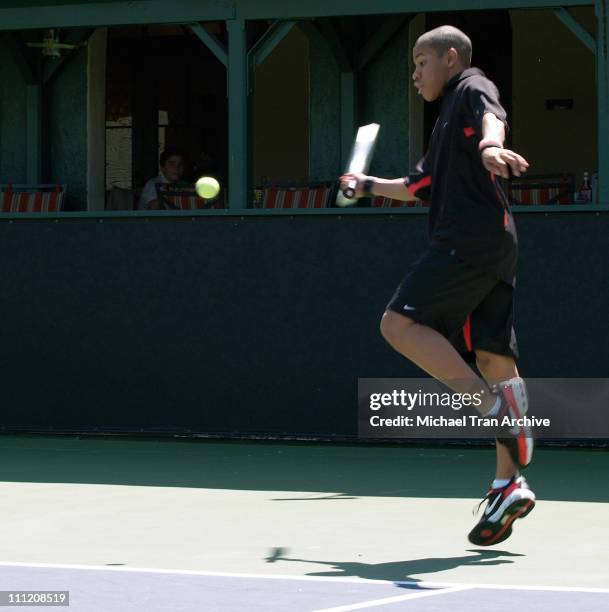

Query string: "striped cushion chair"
[[370, 196, 429, 208], [508, 174, 574, 206], [258, 183, 335, 209], [156, 184, 225, 210], [1, 184, 66, 212]]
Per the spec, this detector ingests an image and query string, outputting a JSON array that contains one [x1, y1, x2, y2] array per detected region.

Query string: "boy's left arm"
[[479, 113, 529, 179]]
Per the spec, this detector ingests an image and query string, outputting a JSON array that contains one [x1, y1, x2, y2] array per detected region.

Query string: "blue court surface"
[[1, 563, 609, 611]]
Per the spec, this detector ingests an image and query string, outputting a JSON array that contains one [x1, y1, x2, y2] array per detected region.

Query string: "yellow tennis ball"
[[195, 176, 220, 199]]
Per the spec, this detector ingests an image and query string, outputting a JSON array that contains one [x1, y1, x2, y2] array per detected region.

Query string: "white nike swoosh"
[[403, 305, 416, 311], [485, 493, 503, 516]]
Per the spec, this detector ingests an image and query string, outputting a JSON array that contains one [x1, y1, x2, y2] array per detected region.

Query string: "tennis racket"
[[336, 123, 380, 207]]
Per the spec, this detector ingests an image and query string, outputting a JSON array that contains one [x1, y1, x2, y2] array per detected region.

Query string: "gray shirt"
[[138, 173, 168, 210]]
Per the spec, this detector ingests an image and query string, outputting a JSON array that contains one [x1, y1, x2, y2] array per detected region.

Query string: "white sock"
[[485, 395, 501, 416], [492, 478, 511, 489]]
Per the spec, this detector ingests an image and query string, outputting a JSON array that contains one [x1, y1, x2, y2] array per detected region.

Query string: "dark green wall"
[[0, 213, 606, 436]]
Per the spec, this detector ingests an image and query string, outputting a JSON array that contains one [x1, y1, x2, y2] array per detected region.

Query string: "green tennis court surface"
[[0, 436, 607, 610]]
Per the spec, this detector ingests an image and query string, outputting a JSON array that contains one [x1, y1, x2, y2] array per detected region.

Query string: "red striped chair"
[[370, 196, 429, 208], [256, 183, 335, 209], [508, 174, 574, 206], [1, 184, 66, 212], [156, 184, 225, 210]]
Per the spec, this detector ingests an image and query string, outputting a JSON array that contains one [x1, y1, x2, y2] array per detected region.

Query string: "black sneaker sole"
[[467, 498, 535, 546]]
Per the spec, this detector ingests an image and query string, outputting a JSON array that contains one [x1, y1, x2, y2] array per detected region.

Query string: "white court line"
[[0, 562, 608, 594], [313, 586, 472, 612]]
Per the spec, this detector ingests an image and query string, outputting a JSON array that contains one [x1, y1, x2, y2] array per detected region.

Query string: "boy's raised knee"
[[380, 310, 416, 344]]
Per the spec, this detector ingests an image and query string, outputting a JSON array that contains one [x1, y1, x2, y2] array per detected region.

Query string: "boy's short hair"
[[416, 25, 472, 68], [159, 147, 184, 167]]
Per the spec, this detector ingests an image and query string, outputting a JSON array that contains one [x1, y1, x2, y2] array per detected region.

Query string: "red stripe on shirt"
[[407, 175, 431, 197], [463, 314, 473, 352]]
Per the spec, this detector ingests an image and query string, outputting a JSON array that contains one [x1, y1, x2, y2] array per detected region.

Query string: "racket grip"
[[342, 179, 357, 199]]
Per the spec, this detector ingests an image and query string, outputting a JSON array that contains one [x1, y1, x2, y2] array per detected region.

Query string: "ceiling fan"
[[27, 29, 79, 58]]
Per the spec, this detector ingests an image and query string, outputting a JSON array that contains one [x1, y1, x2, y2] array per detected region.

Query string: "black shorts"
[[386, 244, 518, 361]]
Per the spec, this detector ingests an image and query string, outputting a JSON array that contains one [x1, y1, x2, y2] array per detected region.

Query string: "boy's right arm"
[[138, 179, 163, 210], [339, 173, 418, 202]]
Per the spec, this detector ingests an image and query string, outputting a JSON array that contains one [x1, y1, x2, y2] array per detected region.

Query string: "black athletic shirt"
[[405, 68, 518, 287]]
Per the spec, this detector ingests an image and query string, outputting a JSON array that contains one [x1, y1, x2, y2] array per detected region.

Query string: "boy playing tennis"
[[341, 25, 535, 546]]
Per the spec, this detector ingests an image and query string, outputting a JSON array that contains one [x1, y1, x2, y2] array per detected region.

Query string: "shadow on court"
[[265, 548, 524, 583], [0, 434, 607, 502]]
